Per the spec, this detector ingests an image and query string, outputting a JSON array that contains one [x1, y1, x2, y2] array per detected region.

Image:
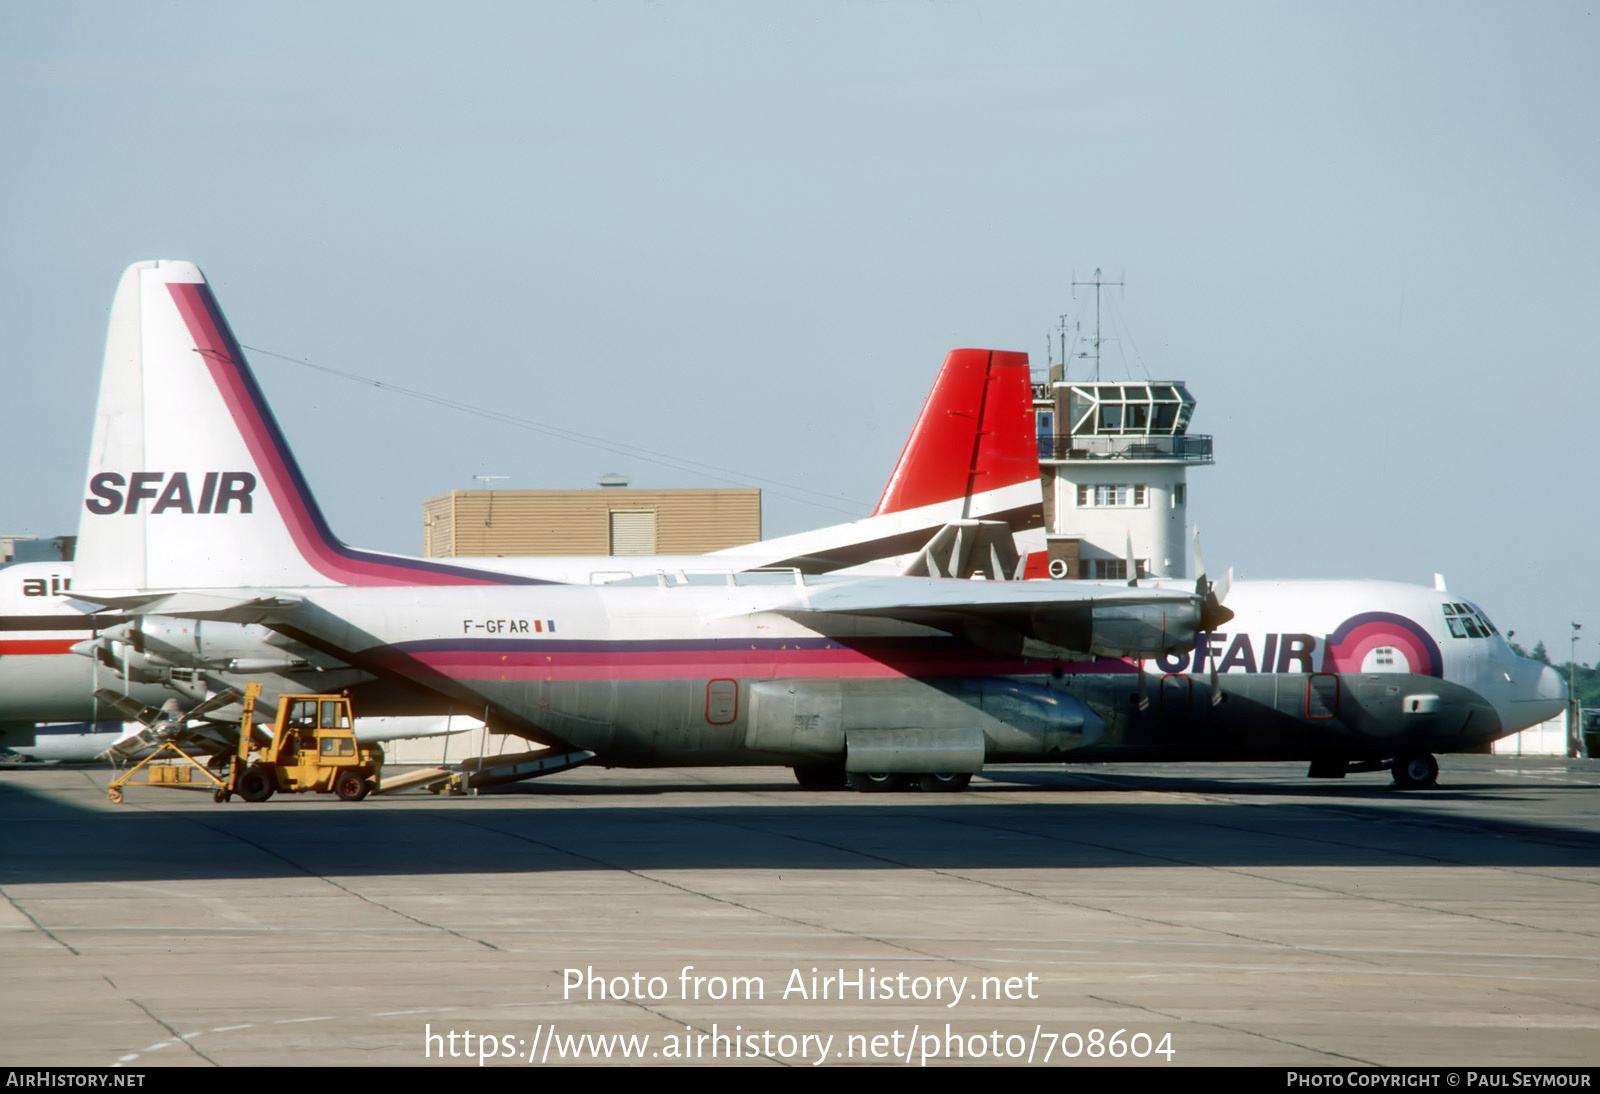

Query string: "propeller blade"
[[92, 688, 150, 723], [1192, 528, 1234, 630], [186, 687, 244, 722]]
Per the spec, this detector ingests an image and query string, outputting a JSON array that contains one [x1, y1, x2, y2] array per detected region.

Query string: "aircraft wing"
[[771, 577, 1209, 660]]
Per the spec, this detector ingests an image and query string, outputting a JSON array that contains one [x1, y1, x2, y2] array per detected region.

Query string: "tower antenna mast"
[[1071, 268, 1124, 381]]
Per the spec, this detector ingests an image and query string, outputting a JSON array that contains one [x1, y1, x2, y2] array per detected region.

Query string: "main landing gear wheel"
[[335, 772, 372, 802], [918, 773, 972, 793], [792, 764, 848, 791], [236, 765, 275, 802], [847, 772, 911, 793], [1391, 753, 1439, 790]]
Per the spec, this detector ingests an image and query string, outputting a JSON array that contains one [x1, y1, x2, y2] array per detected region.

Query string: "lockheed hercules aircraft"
[[65, 261, 1563, 791]]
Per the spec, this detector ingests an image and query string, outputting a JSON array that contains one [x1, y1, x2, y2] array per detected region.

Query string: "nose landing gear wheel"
[[1391, 753, 1439, 790]]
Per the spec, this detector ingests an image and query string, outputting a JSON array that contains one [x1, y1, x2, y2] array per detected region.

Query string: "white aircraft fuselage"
[[59, 260, 1567, 788], [251, 573, 1563, 769]]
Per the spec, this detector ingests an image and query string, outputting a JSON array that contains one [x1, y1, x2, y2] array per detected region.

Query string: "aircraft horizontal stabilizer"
[[75, 592, 304, 624]]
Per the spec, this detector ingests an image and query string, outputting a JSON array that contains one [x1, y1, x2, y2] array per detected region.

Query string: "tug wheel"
[[335, 772, 371, 802], [236, 765, 276, 802]]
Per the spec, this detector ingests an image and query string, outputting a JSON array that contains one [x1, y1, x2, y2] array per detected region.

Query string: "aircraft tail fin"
[[75, 261, 532, 594], [873, 349, 1040, 521]]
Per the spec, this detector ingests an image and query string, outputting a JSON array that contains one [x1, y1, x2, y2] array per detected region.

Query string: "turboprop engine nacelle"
[[1081, 601, 1206, 659], [70, 637, 166, 684], [94, 619, 310, 674], [69, 638, 210, 700], [1004, 599, 1208, 662]]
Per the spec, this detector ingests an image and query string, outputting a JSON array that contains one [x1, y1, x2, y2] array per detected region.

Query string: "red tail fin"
[[873, 349, 1037, 517]]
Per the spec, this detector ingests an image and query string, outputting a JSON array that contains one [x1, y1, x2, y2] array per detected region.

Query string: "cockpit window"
[[1442, 602, 1497, 639], [1464, 601, 1499, 635]]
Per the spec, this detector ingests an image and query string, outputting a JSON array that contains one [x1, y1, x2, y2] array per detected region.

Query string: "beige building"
[[423, 483, 761, 558]]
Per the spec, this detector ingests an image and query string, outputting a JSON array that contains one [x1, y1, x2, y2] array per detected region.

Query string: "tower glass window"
[[1067, 382, 1196, 437]]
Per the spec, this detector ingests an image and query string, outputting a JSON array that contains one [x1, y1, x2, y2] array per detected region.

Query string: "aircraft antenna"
[[1071, 268, 1124, 381]]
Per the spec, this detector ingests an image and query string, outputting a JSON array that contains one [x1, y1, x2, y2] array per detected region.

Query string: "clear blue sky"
[[4, 2, 1596, 659]]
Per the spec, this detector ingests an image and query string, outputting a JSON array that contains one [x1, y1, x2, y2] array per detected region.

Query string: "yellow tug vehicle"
[[227, 682, 383, 803]]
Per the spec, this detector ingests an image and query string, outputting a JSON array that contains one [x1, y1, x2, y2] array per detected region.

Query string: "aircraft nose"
[[1506, 659, 1568, 730], [1532, 662, 1568, 704]]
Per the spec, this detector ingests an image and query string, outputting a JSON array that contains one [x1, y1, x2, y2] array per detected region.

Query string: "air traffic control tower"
[[1033, 374, 1213, 581]]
